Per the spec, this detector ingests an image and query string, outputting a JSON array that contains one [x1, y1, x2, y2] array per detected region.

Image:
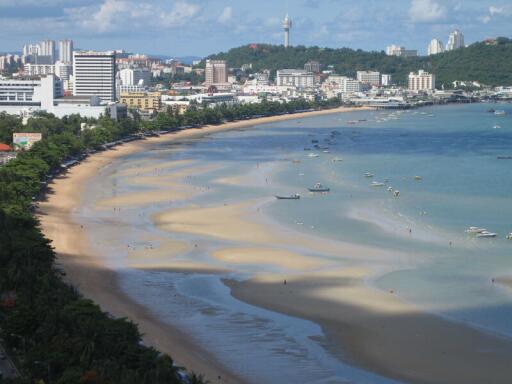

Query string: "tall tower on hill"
[[283, 14, 292, 48]]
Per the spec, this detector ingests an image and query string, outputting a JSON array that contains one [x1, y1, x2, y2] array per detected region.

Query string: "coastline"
[[38, 103, 512, 384], [37, 106, 367, 383]]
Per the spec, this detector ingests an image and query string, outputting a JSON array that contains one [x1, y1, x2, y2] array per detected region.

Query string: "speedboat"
[[414, 175, 422, 180], [323, 150, 330, 153], [275, 194, 300, 200], [465, 227, 487, 234], [308, 183, 330, 192], [370, 181, 385, 187], [495, 110, 506, 116], [493, 125, 501, 129], [476, 231, 497, 238], [307, 153, 319, 158], [364, 172, 374, 178]]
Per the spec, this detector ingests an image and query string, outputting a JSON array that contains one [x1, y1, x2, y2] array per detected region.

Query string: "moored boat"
[[275, 194, 300, 200], [308, 183, 330, 192]]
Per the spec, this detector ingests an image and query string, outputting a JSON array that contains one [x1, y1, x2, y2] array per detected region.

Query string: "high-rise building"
[[276, 69, 314, 88], [283, 14, 292, 48], [385, 45, 417, 57], [427, 38, 444, 55], [381, 74, 392, 86], [446, 30, 464, 51], [39, 40, 56, 63], [23, 44, 40, 57], [304, 61, 321, 73], [356, 71, 381, 86], [408, 70, 435, 91], [205, 59, 228, 86], [119, 68, 151, 87], [73, 51, 116, 102], [59, 40, 73, 63]]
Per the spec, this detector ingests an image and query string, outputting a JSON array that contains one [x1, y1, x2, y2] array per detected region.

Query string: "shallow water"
[[78, 103, 512, 382]]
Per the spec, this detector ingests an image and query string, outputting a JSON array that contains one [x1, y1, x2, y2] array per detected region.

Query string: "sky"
[[0, 0, 511, 57]]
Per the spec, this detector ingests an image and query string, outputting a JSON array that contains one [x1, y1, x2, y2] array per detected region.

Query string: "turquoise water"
[[79, 103, 512, 383]]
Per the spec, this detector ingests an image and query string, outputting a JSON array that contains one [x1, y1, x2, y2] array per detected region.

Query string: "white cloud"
[[218, 6, 232, 24], [409, 0, 446, 23], [159, 1, 200, 27], [489, 5, 504, 15]]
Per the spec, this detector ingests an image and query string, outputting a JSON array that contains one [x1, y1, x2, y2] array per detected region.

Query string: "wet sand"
[[37, 104, 512, 384], [37, 107, 368, 383]]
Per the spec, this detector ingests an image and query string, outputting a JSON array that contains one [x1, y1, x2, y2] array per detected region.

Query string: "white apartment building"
[[205, 60, 228, 86], [356, 71, 381, 86], [427, 38, 444, 55], [39, 40, 56, 63], [276, 69, 314, 88], [0, 76, 63, 108], [119, 68, 151, 87], [446, 30, 464, 51], [59, 40, 73, 63], [381, 74, 392, 86], [24, 64, 55, 77], [73, 51, 116, 103], [23, 44, 40, 57], [325, 75, 363, 93], [408, 70, 435, 91], [386, 45, 418, 57]]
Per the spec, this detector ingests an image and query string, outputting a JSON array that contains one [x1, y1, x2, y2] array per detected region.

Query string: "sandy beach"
[[37, 106, 367, 383], [37, 104, 512, 384]]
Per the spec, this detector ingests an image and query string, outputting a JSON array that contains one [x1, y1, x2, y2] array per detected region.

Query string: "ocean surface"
[[79, 103, 512, 383]]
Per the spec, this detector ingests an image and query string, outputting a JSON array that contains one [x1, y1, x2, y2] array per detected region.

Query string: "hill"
[[206, 38, 512, 87]]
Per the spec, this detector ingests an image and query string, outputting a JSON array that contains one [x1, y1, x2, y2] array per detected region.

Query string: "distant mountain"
[[206, 38, 512, 87], [148, 54, 202, 65]]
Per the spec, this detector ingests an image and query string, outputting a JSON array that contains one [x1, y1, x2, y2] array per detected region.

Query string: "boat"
[[493, 125, 501, 129], [307, 153, 319, 158], [414, 175, 422, 180], [322, 150, 330, 153], [364, 172, 374, 178], [465, 227, 487, 234], [495, 110, 506, 116], [332, 157, 343, 162], [308, 183, 330, 192], [275, 194, 300, 200], [370, 181, 385, 187], [394, 190, 400, 197], [476, 231, 497, 238], [387, 186, 393, 192], [507, 233, 512, 240]]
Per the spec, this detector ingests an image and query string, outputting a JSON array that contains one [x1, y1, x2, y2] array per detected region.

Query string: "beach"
[[38, 104, 512, 384]]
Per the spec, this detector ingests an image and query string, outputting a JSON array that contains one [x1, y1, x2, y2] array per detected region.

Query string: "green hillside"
[[206, 38, 512, 87]]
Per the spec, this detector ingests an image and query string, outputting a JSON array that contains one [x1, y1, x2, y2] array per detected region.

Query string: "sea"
[[79, 103, 512, 384]]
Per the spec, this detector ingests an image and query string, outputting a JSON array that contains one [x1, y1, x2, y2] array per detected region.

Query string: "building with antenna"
[[283, 14, 292, 48]]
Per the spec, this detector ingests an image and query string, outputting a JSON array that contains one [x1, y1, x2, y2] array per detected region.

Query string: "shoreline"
[[37, 106, 367, 383], [38, 103, 512, 384]]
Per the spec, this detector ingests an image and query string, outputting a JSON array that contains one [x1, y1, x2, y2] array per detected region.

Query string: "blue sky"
[[0, 0, 511, 57]]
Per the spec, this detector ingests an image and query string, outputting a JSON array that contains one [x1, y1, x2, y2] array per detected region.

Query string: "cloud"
[[489, 5, 504, 15], [409, 0, 446, 23], [218, 6, 232, 24]]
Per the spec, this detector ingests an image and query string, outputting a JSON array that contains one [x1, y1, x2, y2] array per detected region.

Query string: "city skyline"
[[0, 0, 511, 57]]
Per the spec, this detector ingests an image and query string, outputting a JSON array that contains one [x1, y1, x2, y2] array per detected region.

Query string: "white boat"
[[493, 125, 501, 129], [394, 190, 400, 197], [308, 183, 330, 192], [495, 110, 506, 116], [414, 175, 422, 180], [465, 227, 487, 234], [364, 172, 374, 178], [275, 194, 300, 200], [370, 181, 385, 187], [307, 153, 319, 158], [387, 186, 393, 192], [323, 150, 330, 153], [476, 231, 497, 238], [506, 233, 512, 240]]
